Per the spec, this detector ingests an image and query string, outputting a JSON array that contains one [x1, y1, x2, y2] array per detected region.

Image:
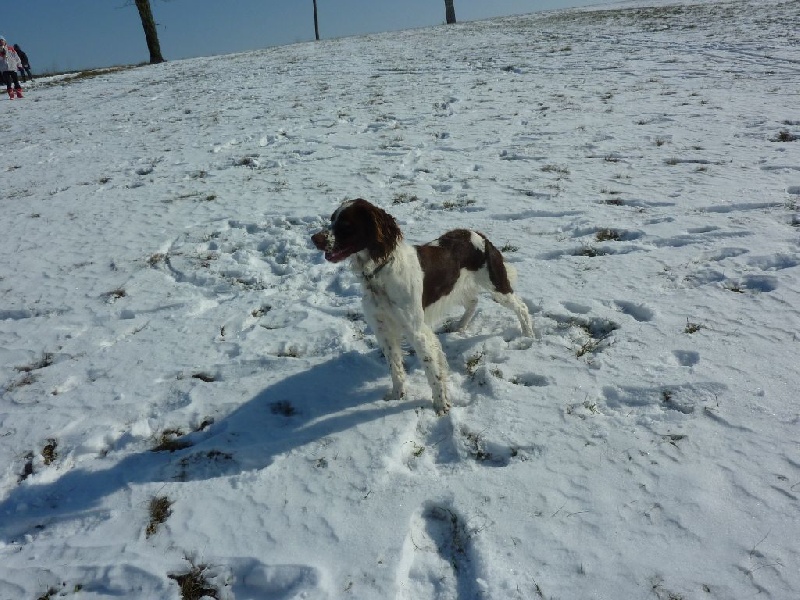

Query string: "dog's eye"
[[337, 223, 353, 235]]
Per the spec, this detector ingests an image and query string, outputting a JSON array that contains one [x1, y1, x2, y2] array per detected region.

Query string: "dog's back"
[[415, 229, 532, 336]]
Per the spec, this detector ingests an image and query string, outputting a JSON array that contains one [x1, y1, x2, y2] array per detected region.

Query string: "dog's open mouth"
[[311, 231, 356, 263], [325, 246, 356, 263]]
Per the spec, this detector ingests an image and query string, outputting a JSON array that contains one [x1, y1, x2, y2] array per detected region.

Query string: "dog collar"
[[362, 256, 393, 281]]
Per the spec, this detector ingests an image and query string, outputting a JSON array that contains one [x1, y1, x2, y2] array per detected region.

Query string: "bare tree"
[[444, 0, 456, 25], [313, 0, 320, 40], [134, 0, 165, 63]]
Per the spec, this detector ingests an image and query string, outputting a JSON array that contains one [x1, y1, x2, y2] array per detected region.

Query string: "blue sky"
[[6, 0, 603, 73]]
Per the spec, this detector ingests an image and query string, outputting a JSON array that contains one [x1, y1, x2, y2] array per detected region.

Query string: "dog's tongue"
[[325, 247, 351, 263]]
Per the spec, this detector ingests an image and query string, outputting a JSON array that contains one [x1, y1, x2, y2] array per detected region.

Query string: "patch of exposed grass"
[[42, 439, 58, 466], [441, 198, 476, 210], [36, 65, 140, 89], [147, 253, 167, 267], [465, 351, 485, 378], [410, 442, 425, 457], [662, 433, 687, 447], [541, 164, 570, 176], [174, 450, 234, 481], [684, 320, 704, 334], [576, 338, 602, 357], [191, 372, 216, 383], [270, 400, 298, 417], [571, 318, 619, 358], [104, 287, 127, 301], [595, 228, 621, 242], [461, 427, 493, 462], [152, 429, 193, 453], [725, 282, 745, 294], [146, 495, 173, 538], [276, 346, 301, 358], [575, 245, 608, 258], [251, 305, 272, 318], [771, 130, 797, 142], [234, 155, 259, 168], [36, 587, 60, 600], [168, 563, 219, 600], [15, 352, 55, 373], [7, 372, 37, 391]]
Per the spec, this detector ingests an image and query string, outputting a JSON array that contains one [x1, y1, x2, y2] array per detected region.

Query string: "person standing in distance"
[[0, 37, 23, 99], [14, 44, 33, 82]]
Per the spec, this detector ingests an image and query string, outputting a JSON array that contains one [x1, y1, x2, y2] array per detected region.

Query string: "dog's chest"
[[362, 276, 394, 309]]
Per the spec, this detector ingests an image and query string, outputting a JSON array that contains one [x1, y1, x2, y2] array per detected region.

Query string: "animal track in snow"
[[602, 382, 726, 419], [547, 312, 620, 357], [613, 300, 655, 322], [396, 502, 484, 600], [699, 201, 785, 214], [746, 254, 799, 271], [0, 308, 69, 321], [457, 425, 539, 467], [724, 274, 779, 294], [672, 350, 700, 367], [226, 559, 323, 600], [539, 245, 644, 260], [562, 301, 591, 315], [158, 215, 326, 296]]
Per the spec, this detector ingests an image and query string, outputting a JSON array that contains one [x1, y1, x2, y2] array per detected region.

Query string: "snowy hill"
[[1, 0, 798, 598]]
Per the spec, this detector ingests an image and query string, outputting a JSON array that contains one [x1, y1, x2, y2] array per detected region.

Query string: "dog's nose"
[[311, 231, 329, 251]]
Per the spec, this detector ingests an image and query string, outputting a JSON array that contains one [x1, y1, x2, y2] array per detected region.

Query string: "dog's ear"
[[356, 200, 402, 263]]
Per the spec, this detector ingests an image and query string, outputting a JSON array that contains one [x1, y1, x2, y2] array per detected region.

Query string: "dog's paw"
[[433, 397, 451, 416], [384, 388, 406, 402]]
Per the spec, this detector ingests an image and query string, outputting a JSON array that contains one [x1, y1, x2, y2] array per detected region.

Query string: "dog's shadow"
[[0, 351, 415, 542]]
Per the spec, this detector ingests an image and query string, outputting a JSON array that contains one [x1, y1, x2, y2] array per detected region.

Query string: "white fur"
[[350, 236, 533, 415]]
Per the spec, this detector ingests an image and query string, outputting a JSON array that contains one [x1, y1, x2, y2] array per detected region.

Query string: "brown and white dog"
[[312, 198, 533, 415]]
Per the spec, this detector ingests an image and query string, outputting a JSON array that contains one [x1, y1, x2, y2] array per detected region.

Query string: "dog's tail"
[[482, 236, 516, 294], [505, 262, 518, 286]]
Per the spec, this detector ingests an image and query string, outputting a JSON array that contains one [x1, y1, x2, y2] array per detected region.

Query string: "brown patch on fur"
[[312, 199, 403, 264], [481, 235, 514, 294], [416, 229, 487, 307], [356, 199, 403, 263]]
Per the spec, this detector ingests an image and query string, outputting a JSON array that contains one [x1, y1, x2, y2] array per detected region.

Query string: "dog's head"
[[312, 199, 402, 264]]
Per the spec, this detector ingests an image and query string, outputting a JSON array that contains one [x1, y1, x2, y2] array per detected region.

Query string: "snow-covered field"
[[1, 0, 799, 598]]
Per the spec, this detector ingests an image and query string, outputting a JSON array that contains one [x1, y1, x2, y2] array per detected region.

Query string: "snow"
[[1, 0, 799, 598]]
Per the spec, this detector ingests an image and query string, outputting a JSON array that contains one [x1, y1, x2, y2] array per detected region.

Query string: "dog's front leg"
[[408, 324, 450, 415], [372, 317, 406, 401]]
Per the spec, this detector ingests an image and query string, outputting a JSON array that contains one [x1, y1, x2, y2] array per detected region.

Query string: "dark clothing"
[[13, 45, 29, 64], [13, 44, 32, 81], [2, 69, 21, 90]]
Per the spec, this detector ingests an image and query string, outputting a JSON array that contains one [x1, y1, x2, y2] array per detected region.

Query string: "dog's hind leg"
[[407, 324, 450, 415], [455, 295, 479, 332], [492, 291, 534, 337]]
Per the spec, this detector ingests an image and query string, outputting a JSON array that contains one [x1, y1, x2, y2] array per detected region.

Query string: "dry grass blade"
[[168, 564, 219, 600], [146, 495, 173, 538]]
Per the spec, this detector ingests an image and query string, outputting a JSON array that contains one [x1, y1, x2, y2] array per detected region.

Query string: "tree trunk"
[[313, 0, 320, 41], [135, 0, 165, 63], [444, 0, 456, 25]]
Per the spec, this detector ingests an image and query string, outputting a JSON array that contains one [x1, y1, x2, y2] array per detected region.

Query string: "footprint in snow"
[[395, 502, 484, 600], [613, 300, 655, 322]]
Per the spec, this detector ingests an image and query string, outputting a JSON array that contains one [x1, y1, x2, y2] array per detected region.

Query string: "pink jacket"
[[0, 44, 21, 72]]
